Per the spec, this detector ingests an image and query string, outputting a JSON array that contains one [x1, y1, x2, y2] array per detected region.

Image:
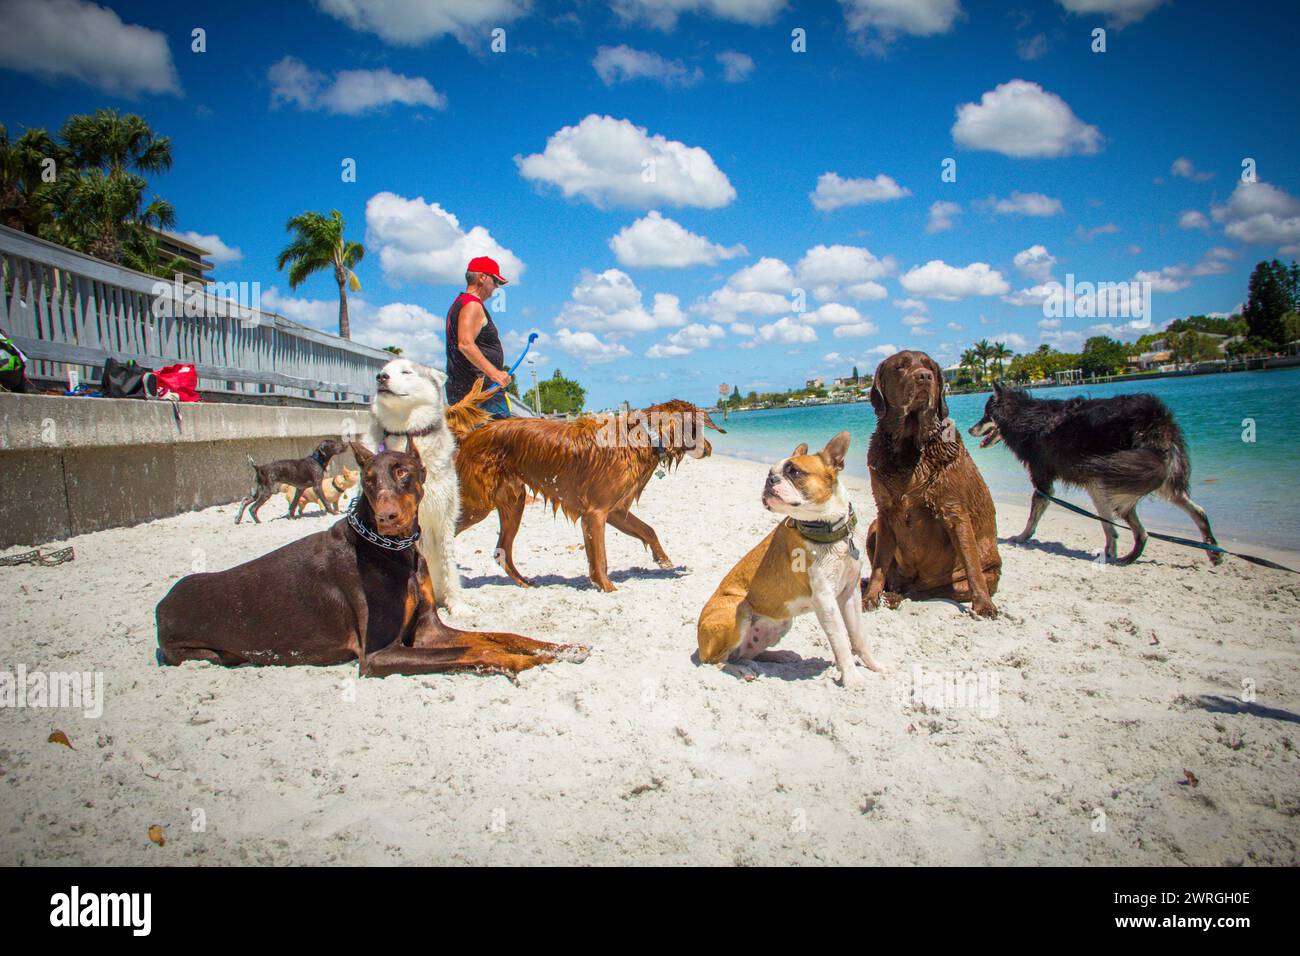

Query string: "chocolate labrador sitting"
[[235, 439, 348, 524], [862, 350, 1001, 618], [158, 442, 588, 677]]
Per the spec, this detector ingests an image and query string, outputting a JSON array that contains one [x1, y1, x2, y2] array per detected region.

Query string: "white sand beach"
[[1, 452, 1297, 866]]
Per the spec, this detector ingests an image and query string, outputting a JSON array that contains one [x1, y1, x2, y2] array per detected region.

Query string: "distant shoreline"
[[710, 354, 1300, 414]]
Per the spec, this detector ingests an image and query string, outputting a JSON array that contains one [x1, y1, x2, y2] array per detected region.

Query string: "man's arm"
[[457, 300, 510, 388]]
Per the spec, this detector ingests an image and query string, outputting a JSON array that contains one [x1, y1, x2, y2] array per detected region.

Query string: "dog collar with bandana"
[[346, 495, 420, 551], [787, 505, 858, 544]]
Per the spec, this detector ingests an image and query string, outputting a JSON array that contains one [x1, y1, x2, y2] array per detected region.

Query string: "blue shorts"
[[482, 391, 513, 419]]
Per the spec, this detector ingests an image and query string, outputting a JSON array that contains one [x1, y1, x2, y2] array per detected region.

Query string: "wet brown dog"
[[455, 397, 725, 592], [862, 350, 1000, 617], [158, 441, 588, 677]]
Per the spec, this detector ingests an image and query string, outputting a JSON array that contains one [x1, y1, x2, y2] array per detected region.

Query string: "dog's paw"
[[554, 643, 591, 664], [838, 669, 870, 689], [441, 600, 475, 617], [655, 557, 676, 570], [882, 591, 905, 610], [972, 599, 998, 619]]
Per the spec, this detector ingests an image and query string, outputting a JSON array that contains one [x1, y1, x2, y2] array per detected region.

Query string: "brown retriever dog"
[[454, 394, 725, 592], [862, 350, 1000, 617]]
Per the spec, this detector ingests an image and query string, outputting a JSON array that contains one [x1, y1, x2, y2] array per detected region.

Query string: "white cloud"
[[1055, 0, 1169, 28], [268, 57, 446, 115], [993, 332, 1029, 350], [694, 257, 796, 321], [593, 45, 702, 88], [1210, 181, 1300, 246], [1077, 222, 1120, 240], [516, 114, 736, 210], [977, 191, 1064, 217], [314, 0, 528, 45], [1017, 33, 1048, 60], [840, 0, 964, 44], [646, 322, 726, 358], [1002, 283, 1057, 307], [795, 244, 896, 301], [952, 80, 1101, 158], [554, 328, 632, 364], [1171, 157, 1214, 182], [900, 260, 1010, 300], [716, 50, 755, 82], [809, 172, 910, 211], [609, 211, 746, 268], [365, 191, 525, 286], [555, 269, 686, 334], [610, 0, 785, 29], [261, 288, 446, 364], [176, 231, 242, 266], [833, 322, 880, 339], [1013, 244, 1056, 281], [902, 314, 930, 327], [801, 303, 872, 328], [752, 316, 817, 345], [0, 0, 180, 96], [1178, 209, 1210, 231], [894, 298, 928, 313], [927, 200, 962, 233]]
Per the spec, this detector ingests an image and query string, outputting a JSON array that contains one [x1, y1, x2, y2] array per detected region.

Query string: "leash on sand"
[[1031, 488, 1299, 574], [483, 332, 539, 414]]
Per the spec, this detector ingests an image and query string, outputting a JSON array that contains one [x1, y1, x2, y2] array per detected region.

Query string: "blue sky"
[[3, 0, 1299, 409]]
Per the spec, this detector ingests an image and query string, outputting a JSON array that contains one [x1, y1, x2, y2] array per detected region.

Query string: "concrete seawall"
[[0, 393, 366, 549]]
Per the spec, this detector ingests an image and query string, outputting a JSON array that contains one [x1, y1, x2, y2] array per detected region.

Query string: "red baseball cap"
[[467, 256, 508, 285]]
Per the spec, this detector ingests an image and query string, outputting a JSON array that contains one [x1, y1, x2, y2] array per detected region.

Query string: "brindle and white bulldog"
[[696, 432, 887, 687]]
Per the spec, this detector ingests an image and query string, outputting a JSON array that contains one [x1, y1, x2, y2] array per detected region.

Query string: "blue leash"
[[1031, 488, 1298, 574], [483, 332, 538, 399]]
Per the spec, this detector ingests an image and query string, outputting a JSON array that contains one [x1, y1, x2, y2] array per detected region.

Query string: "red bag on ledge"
[[154, 364, 200, 402]]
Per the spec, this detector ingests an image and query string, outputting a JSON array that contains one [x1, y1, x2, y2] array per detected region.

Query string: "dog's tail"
[[1157, 422, 1193, 500], [1081, 448, 1168, 499], [445, 376, 496, 442]]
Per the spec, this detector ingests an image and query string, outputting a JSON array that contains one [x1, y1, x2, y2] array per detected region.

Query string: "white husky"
[[366, 359, 468, 614]]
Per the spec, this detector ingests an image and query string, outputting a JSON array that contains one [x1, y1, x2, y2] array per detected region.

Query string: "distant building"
[[152, 230, 214, 285], [805, 376, 824, 389], [941, 363, 963, 384]]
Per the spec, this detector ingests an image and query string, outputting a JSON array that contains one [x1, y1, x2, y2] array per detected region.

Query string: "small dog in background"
[[236, 439, 348, 524], [282, 467, 358, 517], [968, 381, 1220, 565], [697, 433, 886, 687], [366, 358, 467, 613]]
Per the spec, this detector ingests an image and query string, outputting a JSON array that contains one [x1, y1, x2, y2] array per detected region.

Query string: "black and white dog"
[[968, 382, 1220, 565]]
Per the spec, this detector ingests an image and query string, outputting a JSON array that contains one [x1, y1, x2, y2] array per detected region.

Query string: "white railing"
[[0, 224, 391, 403]]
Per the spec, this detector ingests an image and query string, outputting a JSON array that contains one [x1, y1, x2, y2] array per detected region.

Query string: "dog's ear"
[[929, 358, 949, 420], [869, 383, 887, 416], [792, 442, 809, 457], [992, 380, 1005, 399], [350, 441, 374, 467], [426, 366, 448, 388], [820, 431, 851, 471]]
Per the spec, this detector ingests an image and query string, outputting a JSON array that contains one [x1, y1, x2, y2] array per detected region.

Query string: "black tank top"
[[445, 292, 504, 404]]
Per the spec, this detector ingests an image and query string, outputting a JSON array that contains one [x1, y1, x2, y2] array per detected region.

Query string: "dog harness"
[[787, 504, 858, 544], [346, 495, 421, 551], [309, 448, 330, 469]]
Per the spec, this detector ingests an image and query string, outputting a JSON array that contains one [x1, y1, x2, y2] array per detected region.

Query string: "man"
[[445, 256, 513, 418]]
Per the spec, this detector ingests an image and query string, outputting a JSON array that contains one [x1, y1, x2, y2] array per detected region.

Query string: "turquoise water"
[[712, 368, 1300, 551]]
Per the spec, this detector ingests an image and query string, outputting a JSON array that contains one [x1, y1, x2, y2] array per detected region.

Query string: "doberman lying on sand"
[[158, 441, 588, 678]]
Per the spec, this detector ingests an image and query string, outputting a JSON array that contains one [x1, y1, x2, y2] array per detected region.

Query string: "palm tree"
[[47, 110, 176, 269], [991, 341, 1013, 380], [973, 339, 993, 383], [276, 210, 363, 339], [0, 124, 63, 235], [960, 347, 979, 383]]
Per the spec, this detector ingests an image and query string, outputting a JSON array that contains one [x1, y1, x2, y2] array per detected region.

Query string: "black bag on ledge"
[[101, 357, 158, 399]]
